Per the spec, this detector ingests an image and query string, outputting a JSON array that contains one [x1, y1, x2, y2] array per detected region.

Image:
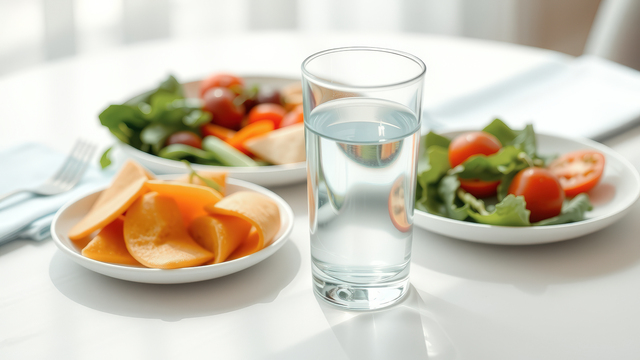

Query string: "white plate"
[[414, 132, 640, 245], [117, 76, 306, 187], [51, 178, 294, 284]]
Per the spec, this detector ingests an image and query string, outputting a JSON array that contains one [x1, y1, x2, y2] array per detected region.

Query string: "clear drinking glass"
[[302, 47, 426, 310]]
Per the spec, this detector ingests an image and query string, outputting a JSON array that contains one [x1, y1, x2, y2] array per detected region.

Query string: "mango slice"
[[81, 217, 142, 266], [189, 215, 251, 264], [69, 160, 151, 240], [173, 171, 227, 195], [226, 228, 260, 261], [145, 180, 223, 226], [204, 191, 281, 254], [123, 192, 213, 269]]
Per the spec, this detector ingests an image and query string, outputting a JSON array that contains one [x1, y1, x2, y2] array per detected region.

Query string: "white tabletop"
[[2, 32, 640, 359]]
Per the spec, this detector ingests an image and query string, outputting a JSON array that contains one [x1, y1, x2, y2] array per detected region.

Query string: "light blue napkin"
[[0, 143, 113, 245]]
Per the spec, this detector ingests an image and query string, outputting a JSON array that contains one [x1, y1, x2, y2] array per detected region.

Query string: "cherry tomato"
[[165, 131, 202, 149], [247, 103, 287, 128], [449, 131, 502, 167], [449, 131, 502, 198], [548, 150, 605, 198], [203, 87, 245, 130], [508, 167, 565, 222], [459, 179, 501, 199], [199, 73, 244, 98], [257, 89, 282, 105], [280, 105, 304, 128]]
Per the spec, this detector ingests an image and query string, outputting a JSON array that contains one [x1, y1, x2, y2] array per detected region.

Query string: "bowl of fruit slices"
[[99, 73, 307, 186]]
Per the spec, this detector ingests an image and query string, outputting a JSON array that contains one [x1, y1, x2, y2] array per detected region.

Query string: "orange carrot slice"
[[204, 191, 280, 254], [226, 120, 274, 155], [145, 180, 223, 226], [81, 217, 142, 266], [201, 123, 237, 141], [189, 215, 252, 264], [68, 160, 151, 240], [123, 192, 213, 269]]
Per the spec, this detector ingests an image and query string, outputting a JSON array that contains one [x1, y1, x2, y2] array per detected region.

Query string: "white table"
[[2, 32, 640, 359]]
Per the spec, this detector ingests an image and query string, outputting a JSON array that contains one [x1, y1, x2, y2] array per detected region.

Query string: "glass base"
[[312, 268, 410, 311]]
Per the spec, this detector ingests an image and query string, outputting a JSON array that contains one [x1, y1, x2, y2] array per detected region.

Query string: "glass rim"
[[301, 46, 426, 91]]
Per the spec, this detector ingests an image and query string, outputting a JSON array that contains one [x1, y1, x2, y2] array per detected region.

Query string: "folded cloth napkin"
[[0, 143, 113, 245]]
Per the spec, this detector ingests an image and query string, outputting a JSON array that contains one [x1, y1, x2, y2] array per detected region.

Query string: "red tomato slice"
[[547, 150, 605, 198]]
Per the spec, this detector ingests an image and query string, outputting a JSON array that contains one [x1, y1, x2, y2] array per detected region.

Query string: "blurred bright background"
[[1, 0, 622, 77]]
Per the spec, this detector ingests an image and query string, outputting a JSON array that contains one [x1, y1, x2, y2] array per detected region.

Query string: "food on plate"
[[189, 215, 252, 264], [247, 103, 287, 128], [124, 192, 214, 269], [68, 160, 153, 240], [244, 123, 306, 165], [448, 131, 502, 198], [145, 180, 223, 225], [199, 73, 244, 97], [81, 217, 141, 266], [507, 167, 565, 222], [204, 191, 281, 254], [416, 119, 600, 226], [71, 160, 281, 268], [99, 73, 306, 169], [548, 150, 605, 198]]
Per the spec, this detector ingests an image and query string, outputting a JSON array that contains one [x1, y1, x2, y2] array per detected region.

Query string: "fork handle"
[[0, 189, 28, 204]]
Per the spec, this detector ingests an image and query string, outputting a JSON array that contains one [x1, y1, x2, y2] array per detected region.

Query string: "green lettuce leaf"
[[465, 194, 531, 226], [424, 131, 451, 149], [482, 118, 517, 146], [534, 193, 593, 226], [415, 146, 450, 212], [456, 146, 525, 181], [437, 175, 469, 221]]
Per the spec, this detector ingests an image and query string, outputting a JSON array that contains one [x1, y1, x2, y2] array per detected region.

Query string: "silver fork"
[[0, 140, 97, 203]]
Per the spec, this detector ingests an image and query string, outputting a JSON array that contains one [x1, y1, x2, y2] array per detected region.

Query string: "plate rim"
[[50, 177, 295, 283], [413, 131, 640, 245]]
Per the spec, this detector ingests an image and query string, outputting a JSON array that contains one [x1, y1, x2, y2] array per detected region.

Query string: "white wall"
[[0, 0, 601, 76]]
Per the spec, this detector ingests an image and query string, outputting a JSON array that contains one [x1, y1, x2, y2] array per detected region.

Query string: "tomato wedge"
[[547, 150, 605, 198]]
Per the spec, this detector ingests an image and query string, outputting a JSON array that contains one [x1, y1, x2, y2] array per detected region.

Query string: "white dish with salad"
[[100, 74, 307, 187], [413, 120, 640, 245]]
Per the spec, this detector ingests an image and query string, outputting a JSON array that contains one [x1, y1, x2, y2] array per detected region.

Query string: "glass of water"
[[302, 47, 426, 310]]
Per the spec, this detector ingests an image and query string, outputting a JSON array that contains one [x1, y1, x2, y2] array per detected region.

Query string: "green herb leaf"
[[157, 75, 183, 96], [466, 194, 531, 226], [534, 193, 593, 226], [99, 147, 113, 169], [182, 109, 212, 127], [99, 104, 148, 130], [140, 123, 177, 155], [180, 160, 222, 192]]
